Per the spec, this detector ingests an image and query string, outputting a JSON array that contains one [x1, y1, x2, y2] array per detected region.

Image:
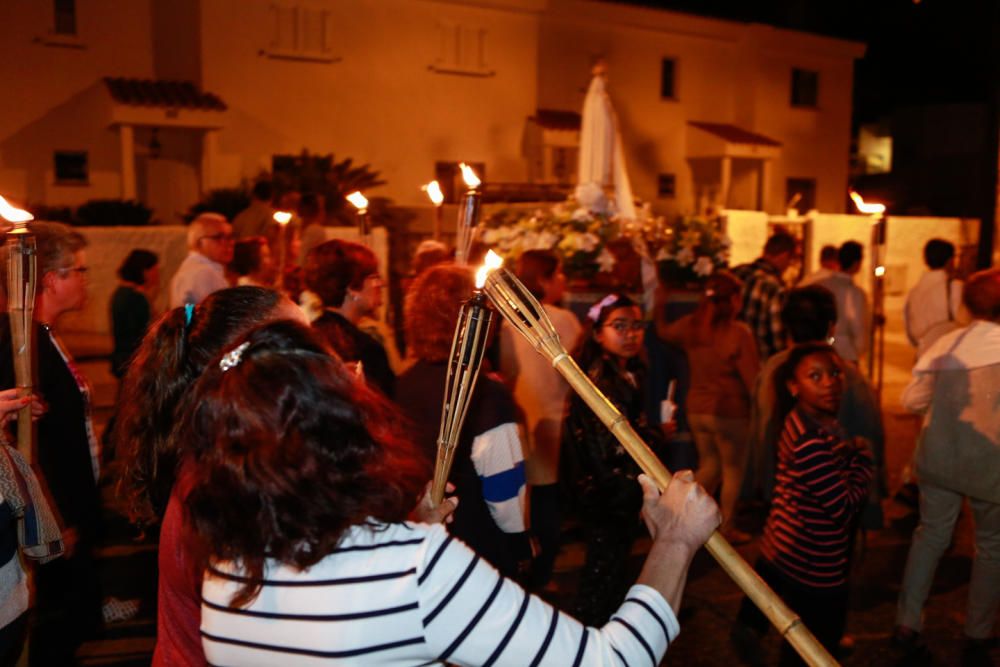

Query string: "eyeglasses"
[[201, 233, 234, 243], [604, 319, 645, 334], [59, 265, 89, 276]]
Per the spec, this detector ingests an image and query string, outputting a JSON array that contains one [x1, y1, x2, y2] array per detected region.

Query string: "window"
[[660, 58, 676, 99], [54, 151, 88, 185], [657, 173, 676, 198], [266, 2, 336, 62], [53, 0, 76, 36], [430, 21, 494, 77], [790, 68, 819, 108], [785, 178, 816, 215]]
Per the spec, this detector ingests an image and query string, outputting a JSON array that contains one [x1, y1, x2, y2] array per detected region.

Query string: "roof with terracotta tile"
[[103, 77, 227, 111], [688, 121, 781, 146]]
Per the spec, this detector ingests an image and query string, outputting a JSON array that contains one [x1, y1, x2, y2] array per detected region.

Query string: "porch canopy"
[[686, 121, 781, 211]]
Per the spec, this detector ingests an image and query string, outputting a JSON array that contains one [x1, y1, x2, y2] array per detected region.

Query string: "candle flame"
[[0, 196, 33, 224], [850, 191, 886, 215], [475, 249, 504, 289], [346, 191, 368, 211], [874, 265, 886, 277], [273, 210, 292, 225], [459, 163, 481, 189], [423, 180, 444, 206]]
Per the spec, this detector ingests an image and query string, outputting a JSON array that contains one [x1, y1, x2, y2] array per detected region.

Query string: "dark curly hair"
[[305, 239, 378, 308], [113, 286, 284, 525], [404, 263, 474, 363], [181, 321, 426, 607]]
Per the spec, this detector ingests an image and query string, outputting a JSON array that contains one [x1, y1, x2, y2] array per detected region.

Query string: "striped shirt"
[[201, 522, 679, 666], [759, 408, 873, 589]]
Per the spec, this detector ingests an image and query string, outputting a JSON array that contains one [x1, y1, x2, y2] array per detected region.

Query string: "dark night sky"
[[606, 0, 999, 124]]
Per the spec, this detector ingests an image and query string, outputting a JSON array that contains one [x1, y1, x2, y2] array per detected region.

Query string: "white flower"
[[572, 207, 593, 222], [596, 247, 616, 273], [481, 228, 499, 244], [538, 231, 560, 249], [578, 233, 600, 252], [676, 246, 695, 266], [693, 256, 715, 277], [575, 182, 608, 213], [656, 246, 673, 261]]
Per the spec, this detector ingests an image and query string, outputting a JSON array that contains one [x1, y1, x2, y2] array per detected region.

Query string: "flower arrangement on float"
[[480, 182, 731, 289]]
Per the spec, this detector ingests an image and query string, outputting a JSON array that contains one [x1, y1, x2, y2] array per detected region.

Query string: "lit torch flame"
[[0, 196, 33, 224], [475, 249, 504, 289], [346, 191, 368, 212], [459, 163, 481, 189], [273, 211, 292, 226], [850, 191, 886, 215], [422, 180, 444, 206], [874, 265, 886, 278]]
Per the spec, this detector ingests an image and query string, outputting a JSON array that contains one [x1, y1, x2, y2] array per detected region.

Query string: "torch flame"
[[850, 191, 886, 215], [0, 196, 33, 224], [459, 163, 481, 189], [273, 210, 292, 225], [423, 180, 444, 206], [346, 191, 368, 211], [874, 265, 886, 277], [475, 250, 504, 289]]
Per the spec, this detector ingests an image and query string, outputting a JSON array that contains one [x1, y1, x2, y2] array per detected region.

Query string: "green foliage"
[[271, 150, 388, 226], [185, 188, 251, 224], [74, 199, 153, 227]]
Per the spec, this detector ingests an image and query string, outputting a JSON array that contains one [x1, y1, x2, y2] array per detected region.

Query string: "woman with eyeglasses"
[[562, 293, 672, 626], [654, 271, 760, 544]]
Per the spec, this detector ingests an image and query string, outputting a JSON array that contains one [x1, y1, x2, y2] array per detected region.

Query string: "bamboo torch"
[[346, 191, 370, 248], [1, 196, 37, 461], [454, 164, 481, 265], [480, 258, 838, 667], [422, 180, 445, 241], [272, 210, 292, 291], [430, 252, 503, 505]]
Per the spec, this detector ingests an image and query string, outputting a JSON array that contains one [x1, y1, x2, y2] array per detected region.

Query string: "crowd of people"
[[0, 189, 995, 666]]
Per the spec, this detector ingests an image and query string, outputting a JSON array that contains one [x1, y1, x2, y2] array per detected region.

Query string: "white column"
[[201, 129, 218, 194], [759, 159, 772, 212], [720, 155, 732, 209], [119, 124, 136, 200]]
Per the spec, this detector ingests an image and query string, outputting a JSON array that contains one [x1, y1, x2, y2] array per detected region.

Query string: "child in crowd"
[[563, 293, 670, 626], [732, 343, 872, 666]]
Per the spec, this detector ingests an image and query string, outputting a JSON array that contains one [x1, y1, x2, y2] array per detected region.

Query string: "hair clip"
[[184, 303, 195, 327], [588, 293, 620, 323], [220, 342, 250, 372]]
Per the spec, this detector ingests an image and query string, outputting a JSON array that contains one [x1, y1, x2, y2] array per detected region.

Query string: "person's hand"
[[61, 527, 79, 558], [0, 389, 45, 426], [660, 420, 677, 441], [639, 471, 720, 552], [654, 284, 670, 308], [411, 481, 458, 525]]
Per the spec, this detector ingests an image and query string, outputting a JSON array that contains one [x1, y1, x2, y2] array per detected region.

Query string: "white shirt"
[[201, 521, 679, 666], [798, 266, 834, 287], [169, 252, 229, 309], [814, 271, 869, 362], [904, 269, 965, 357]]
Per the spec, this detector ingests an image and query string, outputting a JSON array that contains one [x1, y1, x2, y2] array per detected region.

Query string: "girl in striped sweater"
[[732, 342, 872, 666]]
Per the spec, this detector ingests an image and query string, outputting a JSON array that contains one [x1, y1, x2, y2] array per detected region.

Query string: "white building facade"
[[0, 0, 864, 220]]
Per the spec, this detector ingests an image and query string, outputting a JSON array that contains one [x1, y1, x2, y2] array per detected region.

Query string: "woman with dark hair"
[[110, 249, 159, 378], [113, 286, 305, 666], [229, 237, 274, 288], [563, 293, 671, 626], [306, 239, 394, 396], [186, 320, 720, 666], [398, 263, 529, 577], [655, 271, 759, 543], [499, 249, 581, 587]]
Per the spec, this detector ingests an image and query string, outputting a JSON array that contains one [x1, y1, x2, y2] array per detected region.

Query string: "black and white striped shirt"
[[201, 522, 678, 666]]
